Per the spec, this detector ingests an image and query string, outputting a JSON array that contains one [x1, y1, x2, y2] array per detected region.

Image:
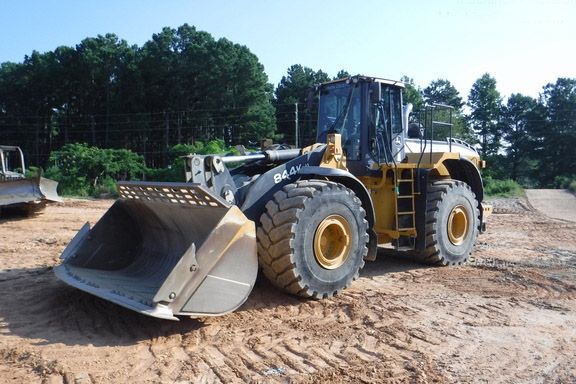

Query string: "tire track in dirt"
[[1, 198, 576, 382], [127, 282, 453, 382], [75, 280, 434, 382], [4, 264, 568, 382]]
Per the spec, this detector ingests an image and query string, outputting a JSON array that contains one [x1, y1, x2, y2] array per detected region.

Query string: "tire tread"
[[257, 179, 367, 298]]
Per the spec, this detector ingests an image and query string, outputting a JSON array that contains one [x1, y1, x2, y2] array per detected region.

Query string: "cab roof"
[[320, 75, 405, 88]]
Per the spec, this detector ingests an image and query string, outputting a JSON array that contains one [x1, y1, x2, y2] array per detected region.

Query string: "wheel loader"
[[0, 145, 62, 215], [54, 76, 491, 320]]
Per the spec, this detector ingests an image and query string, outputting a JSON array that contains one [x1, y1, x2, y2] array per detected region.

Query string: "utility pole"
[[294, 102, 299, 148]]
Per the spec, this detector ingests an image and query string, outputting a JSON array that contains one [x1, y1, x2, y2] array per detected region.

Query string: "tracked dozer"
[[55, 76, 491, 320], [0, 145, 62, 214]]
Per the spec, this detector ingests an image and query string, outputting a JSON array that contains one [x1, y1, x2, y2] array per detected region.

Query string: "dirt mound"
[[0, 198, 575, 383], [488, 196, 532, 214]]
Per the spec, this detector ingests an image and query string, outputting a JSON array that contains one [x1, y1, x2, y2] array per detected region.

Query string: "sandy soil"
[[525, 189, 576, 222], [0, 193, 575, 383]]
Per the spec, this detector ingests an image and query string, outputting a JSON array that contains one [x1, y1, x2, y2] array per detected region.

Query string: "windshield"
[[317, 82, 362, 160]]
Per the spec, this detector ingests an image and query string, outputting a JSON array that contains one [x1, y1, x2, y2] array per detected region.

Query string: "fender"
[[442, 157, 487, 232], [443, 157, 484, 203], [238, 149, 325, 222]]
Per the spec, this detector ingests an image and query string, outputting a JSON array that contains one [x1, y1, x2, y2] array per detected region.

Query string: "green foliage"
[[498, 93, 543, 183], [274, 64, 331, 145], [415, 108, 475, 143], [482, 154, 508, 180], [569, 180, 576, 194], [460, 75, 576, 188], [483, 154, 539, 188], [552, 175, 576, 189], [536, 78, 576, 186], [45, 166, 90, 196], [24, 166, 41, 178], [423, 79, 464, 110], [483, 177, 524, 198], [404, 78, 473, 144], [0, 24, 275, 169], [400, 76, 424, 111], [45, 143, 146, 196], [171, 140, 226, 157], [92, 176, 120, 198], [333, 70, 350, 80], [467, 73, 502, 156], [145, 140, 239, 182], [2, 21, 575, 191]]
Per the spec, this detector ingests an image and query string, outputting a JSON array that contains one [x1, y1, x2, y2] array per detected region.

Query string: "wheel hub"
[[314, 215, 352, 269], [447, 205, 469, 245]]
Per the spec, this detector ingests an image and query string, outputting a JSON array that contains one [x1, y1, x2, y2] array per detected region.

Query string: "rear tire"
[[412, 180, 479, 265], [257, 180, 368, 299]]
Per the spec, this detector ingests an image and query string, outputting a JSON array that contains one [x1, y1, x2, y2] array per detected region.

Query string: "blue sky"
[[1, 0, 575, 99]]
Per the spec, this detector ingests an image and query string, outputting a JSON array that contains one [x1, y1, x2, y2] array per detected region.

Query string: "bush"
[[569, 180, 576, 194], [169, 139, 229, 158], [44, 165, 90, 196], [145, 165, 183, 182], [553, 175, 576, 190], [484, 177, 524, 198], [45, 143, 146, 197], [24, 166, 41, 178], [146, 140, 239, 182], [46, 140, 241, 195], [92, 176, 119, 198]]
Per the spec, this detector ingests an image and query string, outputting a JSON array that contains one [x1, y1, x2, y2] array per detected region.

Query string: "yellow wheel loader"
[[55, 76, 491, 320], [0, 145, 62, 215]]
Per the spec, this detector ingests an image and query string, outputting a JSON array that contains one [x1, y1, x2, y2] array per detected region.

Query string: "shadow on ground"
[[0, 248, 426, 347]]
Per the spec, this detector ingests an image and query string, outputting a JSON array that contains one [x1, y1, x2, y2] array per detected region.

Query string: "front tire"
[[257, 180, 368, 299]]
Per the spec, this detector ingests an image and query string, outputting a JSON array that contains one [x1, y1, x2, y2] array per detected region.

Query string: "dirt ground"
[[0, 193, 575, 384]]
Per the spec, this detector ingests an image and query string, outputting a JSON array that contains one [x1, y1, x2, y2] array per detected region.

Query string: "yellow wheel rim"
[[447, 205, 469, 246], [314, 215, 352, 269]]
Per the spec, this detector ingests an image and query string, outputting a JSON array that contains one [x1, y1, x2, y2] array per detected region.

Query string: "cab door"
[[370, 84, 405, 165]]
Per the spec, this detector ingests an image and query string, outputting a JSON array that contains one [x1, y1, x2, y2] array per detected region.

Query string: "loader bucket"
[[54, 182, 257, 320]]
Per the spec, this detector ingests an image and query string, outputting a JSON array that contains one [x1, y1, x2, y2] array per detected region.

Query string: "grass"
[[484, 178, 524, 198]]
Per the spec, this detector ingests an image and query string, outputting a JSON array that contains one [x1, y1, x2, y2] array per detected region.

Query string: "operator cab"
[[316, 76, 406, 175], [0, 146, 26, 180]]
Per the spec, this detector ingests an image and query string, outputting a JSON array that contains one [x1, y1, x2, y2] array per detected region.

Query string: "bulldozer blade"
[[0, 176, 62, 207], [54, 181, 257, 320], [0, 178, 41, 206], [38, 177, 63, 202]]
